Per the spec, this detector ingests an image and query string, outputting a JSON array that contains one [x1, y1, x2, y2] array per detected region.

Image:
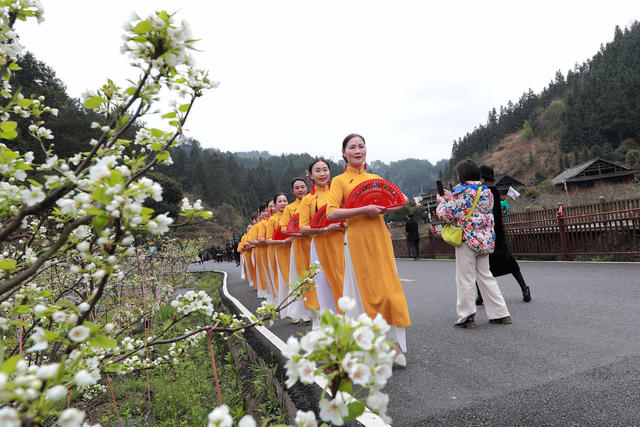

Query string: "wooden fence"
[[392, 200, 640, 260]]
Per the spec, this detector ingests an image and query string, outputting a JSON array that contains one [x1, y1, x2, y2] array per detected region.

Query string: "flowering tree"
[[0, 2, 395, 426]]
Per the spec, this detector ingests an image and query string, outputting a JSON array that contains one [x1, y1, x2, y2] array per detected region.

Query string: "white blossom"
[[353, 326, 374, 350], [0, 406, 20, 427], [295, 410, 318, 427], [68, 325, 90, 342], [57, 408, 85, 427], [27, 327, 48, 352], [36, 363, 59, 379], [237, 415, 256, 427], [319, 395, 348, 426], [207, 404, 233, 427], [46, 385, 67, 401], [337, 296, 356, 313], [73, 369, 95, 386]]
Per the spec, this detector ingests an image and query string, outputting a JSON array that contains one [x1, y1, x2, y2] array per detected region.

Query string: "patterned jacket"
[[436, 181, 495, 254]]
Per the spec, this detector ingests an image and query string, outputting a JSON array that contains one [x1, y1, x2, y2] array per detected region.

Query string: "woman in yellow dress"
[[245, 216, 260, 291], [266, 193, 294, 309], [299, 159, 346, 313], [250, 204, 272, 299], [281, 178, 316, 323], [238, 228, 249, 281], [326, 133, 411, 367]]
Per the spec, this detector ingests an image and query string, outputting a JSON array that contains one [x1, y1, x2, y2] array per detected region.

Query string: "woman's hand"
[[284, 237, 294, 244], [362, 205, 386, 218], [327, 222, 345, 232]]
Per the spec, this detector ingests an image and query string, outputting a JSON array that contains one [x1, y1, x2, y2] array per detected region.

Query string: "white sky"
[[17, 0, 639, 164]]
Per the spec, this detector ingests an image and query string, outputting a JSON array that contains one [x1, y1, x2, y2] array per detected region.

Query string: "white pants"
[[455, 243, 510, 323]]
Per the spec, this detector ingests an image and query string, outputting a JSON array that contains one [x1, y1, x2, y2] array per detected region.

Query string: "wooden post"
[[557, 202, 570, 260], [525, 207, 531, 222]]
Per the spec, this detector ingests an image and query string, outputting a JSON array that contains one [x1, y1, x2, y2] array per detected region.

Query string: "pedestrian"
[[326, 133, 411, 367], [299, 159, 347, 315], [405, 213, 420, 260], [475, 165, 531, 304], [436, 159, 511, 328]]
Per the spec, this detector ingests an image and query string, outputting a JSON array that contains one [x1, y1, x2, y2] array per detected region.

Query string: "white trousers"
[[455, 243, 510, 323]]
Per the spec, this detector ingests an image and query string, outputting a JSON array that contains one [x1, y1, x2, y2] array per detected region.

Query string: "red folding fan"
[[310, 205, 345, 228], [344, 179, 406, 209], [272, 227, 287, 241], [285, 213, 300, 234]]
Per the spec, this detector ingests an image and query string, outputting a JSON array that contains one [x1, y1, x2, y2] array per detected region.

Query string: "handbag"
[[441, 187, 482, 246]]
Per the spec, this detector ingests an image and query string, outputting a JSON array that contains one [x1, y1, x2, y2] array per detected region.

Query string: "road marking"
[[400, 278, 415, 282]]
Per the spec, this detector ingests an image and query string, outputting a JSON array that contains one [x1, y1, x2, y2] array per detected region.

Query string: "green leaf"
[[88, 335, 117, 349], [14, 305, 31, 314], [17, 98, 32, 107], [83, 96, 103, 109], [0, 130, 18, 140], [162, 112, 176, 119], [8, 62, 21, 71], [0, 259, 17, 271], [134, 20, 153, 35], [178, 103, 190, 112], [0, 355, 22, 375], [346, 401, 365, 420], [27, 179, 42, 187], [150, 128, 164, 138], [338, 379, 353, 394], [0, 121, 17, 131], [125, 87, 137, 96]]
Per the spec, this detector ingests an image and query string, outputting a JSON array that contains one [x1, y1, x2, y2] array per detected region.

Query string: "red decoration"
[[310, 184, 315, 195], [310, 205, 345, 228], [272, 227, 287, 241], [285, 213, 300, 234], [364, 162, 367, 170], [344, 179, 406, 209]]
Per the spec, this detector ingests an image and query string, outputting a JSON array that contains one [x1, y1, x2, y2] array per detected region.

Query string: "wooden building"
[[551, 158, 637, 193], [492, 174, 527, 196]]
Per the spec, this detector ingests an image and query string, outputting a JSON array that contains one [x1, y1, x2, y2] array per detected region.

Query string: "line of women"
[[237, 133, 411, 367]]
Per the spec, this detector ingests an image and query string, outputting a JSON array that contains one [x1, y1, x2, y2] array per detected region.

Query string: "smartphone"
[[436, 180, 444, 196]]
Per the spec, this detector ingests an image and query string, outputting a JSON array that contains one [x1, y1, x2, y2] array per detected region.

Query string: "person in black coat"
[[476, 165, 531, 303], [405, 214, 420, 260]]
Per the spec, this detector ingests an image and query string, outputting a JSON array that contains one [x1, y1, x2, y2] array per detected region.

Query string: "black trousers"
[[408, 239, 420, 258]]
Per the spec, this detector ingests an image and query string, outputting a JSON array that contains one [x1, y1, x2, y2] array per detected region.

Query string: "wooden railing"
[[506, 197, 640, 223], [392, 201, 640, 260]]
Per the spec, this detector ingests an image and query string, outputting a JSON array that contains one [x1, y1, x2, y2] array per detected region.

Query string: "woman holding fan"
[[280, 178, 317, 323], [299, 159, 347, 313], [266, 193, 293, 308], [326, 133, 411, 367]]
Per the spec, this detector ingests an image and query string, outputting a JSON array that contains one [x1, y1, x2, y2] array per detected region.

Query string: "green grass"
[[85, 273, 286, 426]]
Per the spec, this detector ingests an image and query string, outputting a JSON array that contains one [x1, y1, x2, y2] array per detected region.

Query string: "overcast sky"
[[17, 1, 639, 164]]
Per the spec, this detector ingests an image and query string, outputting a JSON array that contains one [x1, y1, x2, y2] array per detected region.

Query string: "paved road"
[[195, 259, 640, 426]]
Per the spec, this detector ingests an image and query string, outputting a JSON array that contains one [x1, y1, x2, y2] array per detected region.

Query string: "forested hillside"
[[158, 141, 446, 220], [447, 21, 640, 184]]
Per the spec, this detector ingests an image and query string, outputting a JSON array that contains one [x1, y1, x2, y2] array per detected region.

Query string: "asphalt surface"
[[194, 259, 640, 426]]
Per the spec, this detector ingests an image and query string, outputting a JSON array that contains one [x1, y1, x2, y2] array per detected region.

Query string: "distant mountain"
[[447, 21, 640, 185]]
